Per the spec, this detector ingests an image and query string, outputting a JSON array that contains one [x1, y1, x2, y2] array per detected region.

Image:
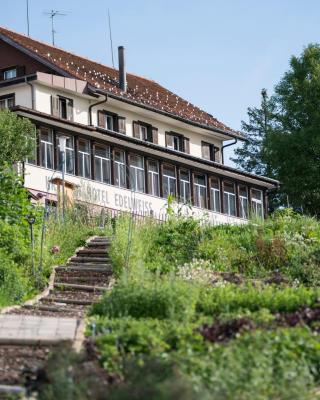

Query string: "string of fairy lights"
[[30, 46, 231, 132]]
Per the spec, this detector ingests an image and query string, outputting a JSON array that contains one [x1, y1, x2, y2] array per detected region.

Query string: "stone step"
[[54, 276, 110, 286], [77, 249, 108, 256], [78, 247, 108, 252], [54, 282, 107, 292], [87, 242, 110, 248], [41, 297, 94, 306], [69, 256, 110, 263], [22, 304, 80, 313], [56, 265, 112, 272]]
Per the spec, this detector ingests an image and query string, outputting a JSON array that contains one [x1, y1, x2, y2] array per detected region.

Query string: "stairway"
[[0, 236, 112, 390]]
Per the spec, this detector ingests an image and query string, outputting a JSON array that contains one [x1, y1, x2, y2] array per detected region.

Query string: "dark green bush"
[[91, 277, 199, 321]]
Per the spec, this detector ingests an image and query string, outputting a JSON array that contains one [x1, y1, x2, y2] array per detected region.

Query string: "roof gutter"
[[221, 138, 238, 164], [92, 88, 244, 141]]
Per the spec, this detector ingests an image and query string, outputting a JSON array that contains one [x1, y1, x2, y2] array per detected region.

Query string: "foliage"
[[34, 343, 108, 400], [232, 88, 275, 177], [0, 109, 35, 167], [0, 166, 33, 223], [0, 248, 29, 307], [91, 276, 199, 322], [233, 44, 320, 215], [197, 284, 320, 316]]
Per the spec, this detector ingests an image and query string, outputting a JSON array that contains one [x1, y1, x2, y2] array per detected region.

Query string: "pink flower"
[[51, 245, 60, 254]]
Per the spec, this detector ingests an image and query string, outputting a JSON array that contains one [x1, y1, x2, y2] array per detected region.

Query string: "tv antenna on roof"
[[44, 9, 67, 46], [108, 9, 115, 68]]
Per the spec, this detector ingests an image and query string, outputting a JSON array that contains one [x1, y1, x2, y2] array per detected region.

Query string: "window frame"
[[3, 67, 17, 80], [39, 128, 54, 170], [239, 185, 249, 219], [78, 138, 91, 179], [57, 134, 75, 175], [251, 188, 264, 219], [223, 181, 237, 217], [94, 143, 111, 184], [129, 154, 145, 193], [0, 93, 15, 109], [114, 148, 127, 188], [201, 141, 215, 161], [162, 164, 177, 198], [179, 169, 191, 203], [194, 173, 207, 208], [147, 159, 160, 197], [209, 177, 221, 213]]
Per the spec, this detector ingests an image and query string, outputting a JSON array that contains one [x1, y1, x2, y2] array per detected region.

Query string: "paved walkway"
[[0, 315, 80, 344]]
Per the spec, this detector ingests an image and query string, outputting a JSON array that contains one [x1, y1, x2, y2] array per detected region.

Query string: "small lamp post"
[[58, 135, 68, 221], [26, 214, 36, 277]]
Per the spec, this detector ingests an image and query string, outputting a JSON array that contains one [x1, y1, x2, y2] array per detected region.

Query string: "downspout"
[[23, 76, 36, 186], [88, 93, 108, 126], [25, 76, 35, 110], [221, 138, 238, 164]]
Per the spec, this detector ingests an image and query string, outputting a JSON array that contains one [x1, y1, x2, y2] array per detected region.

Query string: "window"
[[51, 96, 73, 121], [27, 134, 37, 165], [0, 94, 15, 109], [194, 174, 207, 208], [239, 185, 248, 219], [133, 122, 149, 141], [94, 144, 111, 184], [147, 160, 160, 197], [98, 112, 126, 134], [201, 142, 215, 161], [162, 164, 176, 198], [118, 117, 126, 134], [166, 132, 184, 152], [40, 128, 53, 169], [78, 139, 91, 178], [223, 181, 236, 216], [210, 177, 221, 212], [129, 154, 145, 193], [251, 189, 264, 219], [114, 149, 126, 188], [57, 135, 75, 174], [179, 170, 191, 203], [105, 114, 114, 131], [3, 68, 17, 80]]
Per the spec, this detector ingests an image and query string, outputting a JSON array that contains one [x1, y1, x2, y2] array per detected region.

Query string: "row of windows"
[[0, 90, 219, 163], [28, 128, 265, 219], [51, 95, 218, 161]]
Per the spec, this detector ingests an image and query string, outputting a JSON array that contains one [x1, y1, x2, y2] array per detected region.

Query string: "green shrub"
[[90, 317, 205, 373], [197, 284, 320, 316], [178, 326, 320, 400], [91, 277, 199, 321], [0, 248, 29, 306]]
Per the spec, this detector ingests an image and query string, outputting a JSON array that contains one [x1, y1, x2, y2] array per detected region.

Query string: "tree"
[[264, 44, 320, 216], [231, 89, 275, 176], [0, 109, 35, 167]]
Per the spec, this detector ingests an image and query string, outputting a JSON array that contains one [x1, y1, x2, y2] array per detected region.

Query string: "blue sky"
[[1, 0, 319, 165]]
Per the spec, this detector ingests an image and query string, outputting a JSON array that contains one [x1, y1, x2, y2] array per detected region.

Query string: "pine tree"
[[231, 89, 274, 176]]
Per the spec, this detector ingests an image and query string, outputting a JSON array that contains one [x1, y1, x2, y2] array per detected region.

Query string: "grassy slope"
[[0, 207, 111, 308]]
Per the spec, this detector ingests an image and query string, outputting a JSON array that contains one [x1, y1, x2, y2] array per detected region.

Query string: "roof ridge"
[[0, 25, 157, 83]]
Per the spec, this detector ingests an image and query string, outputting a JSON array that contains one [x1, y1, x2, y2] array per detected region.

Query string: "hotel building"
[[0, 26, 278, 224]]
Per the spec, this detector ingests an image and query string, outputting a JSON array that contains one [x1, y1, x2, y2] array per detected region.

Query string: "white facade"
[[0, 73, 276, 225]]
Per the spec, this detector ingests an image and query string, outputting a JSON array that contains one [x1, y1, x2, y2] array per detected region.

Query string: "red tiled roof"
[[0, 26, 242, 138]]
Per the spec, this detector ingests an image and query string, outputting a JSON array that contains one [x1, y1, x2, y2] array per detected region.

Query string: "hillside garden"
[[32, 211, 320, 400]]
